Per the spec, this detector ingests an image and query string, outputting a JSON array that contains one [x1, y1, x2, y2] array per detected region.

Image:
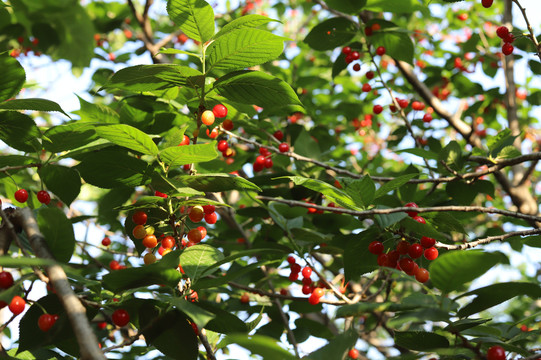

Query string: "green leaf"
[[179, 244, 224, 282], [76, 96, 119, 123], [213, 70, 302, 108], [304, 17, 357, 51], [198, 301, 248, 333], [446, 180, 494, 205], [200, 248, 285, 275], [156, 295, 216, 330], [171, 173, 261, 192], [444, 318, 492, 333], [159, 47, 201, 59], [457, 282, 541, 318], [0, 54, 25, 102], [37, 207, 75, 263], [293, 130, 320, 159], [495, 145, 521, 160], [0, 256, 56, 267], [439, 140, 464, 173], [160, 143, 219, 166], [396, 148, 439, 160], [103, 250, 182, 292], [76, 150, 151, 188], [280, 176, 362, 210], [487, 129, 518, 158], [102, 65, 203, 92], [0, 98, 70, 118], [40, 164, 81, 206], [394, 331, 449, 351], [95, 124, 159, 156], [223, 334, 297, 360], [430, 250, 508, 293], [342, 230, 379, 281], [213, 14, 279, 39], [340, 176, 375, 208], [206, 29, 287, 73], [401, 217, 447, 241], [308, 329, 358, 360], [365, 0, 420, 13], [0, 111, 41, 153], [325, 0, 367, 13], [42, 122, 97, 153], [374, 174, 418, 199], [167, 0, 215, 43], [370, 30, 414, 65]]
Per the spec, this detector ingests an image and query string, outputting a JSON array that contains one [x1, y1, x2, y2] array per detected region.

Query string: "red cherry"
[[187, 228, 202, 244], [287, 256, 296, 264], [312, 287, 324, 298], [308, 292, 321, 305], [420, 236, 436, 248], [212, 104, 228, 118], [361, 83, 372, 92], [404, 202, 419, 217], [179, 135, 190, 146], [350, 51, 360, 61], [411, 101, 425, 111], [204, 212, 217, 224], [348, 348, 360, 359], [487, 345, 506, 360], [101, 237, 111, 246], [342, 46, 351, 55], [396, 241, 410, 255], [289, 272, 299, 281], [253, 162, 264, 173], [197, 226, 207, 239], [301, 284, 312, 295], [217, 140, 229, 152], [8, 295, 25, 315], [112, 309, 130, 327], [14, 189, 28, 203], [132, 210, 147, 225], [368, 241, 384, 255], [366, 71, 375, 79], [458, 13, 468, 21], [240, 293, 250, 303], [264, 158, 273, 168], [37, 190, 51, 205], [398, 98, 409, 108], [352, 63, 361, 72], [377, 253, 388, 266], [0, 271, 14, 289], [412, 216, 426, 224], [422, 113, 433, 123], [154, 191, 167, 198], [373, 105, 383, 114], [291, 263, 301, 273], [206, 127, 219, 139], [375, 46, 386, 56], [399, 258, 415, 274], [502, 43, 514, 56], [503, 33, 514, 43], [273, 130, 284, 141], [278, 143, 290, 153], [408, 243, 423, 259], [222, 119, 234, 131], [301, 266, 312, 278], [496, 26, 509, 39], [482, 0, 493, 8], [387, 250, 400, 267], [415, 267, 430, 283], [202, 204, 215, 214], [38, 314, 57, 332], [162, 235, 175, 249], [109, 260, 121, 270], [424, 247, 439, 261]]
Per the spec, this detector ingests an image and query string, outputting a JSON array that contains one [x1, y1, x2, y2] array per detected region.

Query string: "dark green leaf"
[[374, 174, 418, 199], [0, 256, 56, 267], [213, 70, 302, 108], [42, 122, 97, 153], [156, 295, 216, 330], [0, 111, 41, 153], [171, 173, 261, 192], [308, 329, 358, 360], [325, 0, 366, 13], [0, 98, 70, 118], [223, 334, 297, 359], [179, 244, 224, 282], [207, 29, 287, 73], [0, 55, 25, 102], [160, 143, 219, 166], [304, 17, 357, 51], [370, 30, 414, 64], [213, 14, 279, 39], [394, 331, 449, 351], [342, 230, 379, 281], [167, 0, 215, 43], [96, 124, 159, 155], [37, 207, 75, 263], [40, 164, 81, 206], [439, 141, 464, 172], [430, 250, 508, 293]]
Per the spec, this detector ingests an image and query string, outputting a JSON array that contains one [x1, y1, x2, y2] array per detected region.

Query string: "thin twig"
[[436, 228, 541, 250]]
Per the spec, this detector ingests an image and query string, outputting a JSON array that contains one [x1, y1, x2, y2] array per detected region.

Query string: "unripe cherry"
[[201, 110, 215, 126]]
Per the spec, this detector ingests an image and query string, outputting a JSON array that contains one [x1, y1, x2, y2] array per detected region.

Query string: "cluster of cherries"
[[496, 26, 515, 56], [13, 188, 51, 205], [367, 203, 438, 283], [286, 256, 325, 305], [9, 36, 41, 58]]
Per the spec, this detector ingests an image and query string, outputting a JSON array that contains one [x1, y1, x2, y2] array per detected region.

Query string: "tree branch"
[[436, 228, 541, 250]]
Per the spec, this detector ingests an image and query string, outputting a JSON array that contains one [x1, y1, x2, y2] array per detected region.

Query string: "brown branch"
[[511, 0, 541, 62], [436, 228, 541, 250], [0, 163, 41, 174], [126, 0, 166, 63], [198, 329, 216, 360], [9, 208, 105, 360]]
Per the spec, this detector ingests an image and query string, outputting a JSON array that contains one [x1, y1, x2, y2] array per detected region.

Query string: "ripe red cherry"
[[350, 51, 360, 61], [397, 98, 409, 108], [375, 46, 386, 56], [422, 113, 433, 123], [273, 130, 284, 141], [109, 260, 121, 270], [0, 271, 14, 289], [399, 258, 415, 273], [204, 212, 217, 224], [404, 202, 418, 217], [408, 243, 423, 259], [373, 105, 383, 114], [264, 158, 273, 168], [424, 247, 439, 261], [377, 253, 388, 266], [112, 309, 130, 327], [287, 255, 296, 264], [207, 127, 219, 139], [278, 143, 290, 153], [212, 104, 228, 118], [368, 241, 384, 255], [154, 190, 167, 198], [291, 263, 301, 273], [301, 266, 312, 278], [412, 216, 426, 224], [38, 313, 57, 332], [240, 293, 250, 304], [361, 83, 372, 92], [415, 267, 430, 283], [487, 345, 506, 360], [308, 292, 321, 305], [101, 237, 111, 246], [396, 240, 410, 255], [187, 228, 202, 243], [132, 211, 148, 225], [217, 140, 229, 152], [420, 236, 436, 248], [348, 348, 360, 359], [14, 189, 28, 203], [411, 101, 425, 111], [503, 33, 514, 43], [162, 235, 175, 249], [179, 135, 190, 146], [222, 119, 234, 131], [37, 190, 51, 205], [189, 205, 205, 222], [9, 295, 25, 315], [482, 0, 493, 8], [202, 204, 215, 214], [352, 63, 361, 72], [312, 287, 324, 298], [502, 43, 514, 56], [342, 46, 351, 55], [496, 26, 509, 39], [457, 13, 468, 21], [366, 71, 375, 79], [289, 272, 299, 281]]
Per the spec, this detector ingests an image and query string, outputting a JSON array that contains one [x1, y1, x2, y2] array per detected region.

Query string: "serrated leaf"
[[0, 55, 25, 102], [487, 129, 518, 158], [401, 217, 447, 241], [394, 331, 449, 351], [340, 176, 375, 208], [457, 282, 541, 318], [495, 145, 521, 160], [206, 29, 287, 73], [171, 173, 261, 192], [198, 301, 248, 333], [430, 250, 508, 293], [213, 70, 302, 108], [103, 250, 182, 292], [308, 329, 358, 360], [224, 334, 297, 360], [40, 164, 81, 206], [0, 98, 70, 118], [280, 176, 362, 210], [160, 142, 218, 166], [156, 295, 216, 330], [0, 111, 41, 153], [179, 244, 224, 282], [102, 65, 203, 92], [213, 14, 279, 39], [374, 174, 418, 199], [167, 0, 215, 43], [76, 150, 151, 188], [37, 207, 75, 263], [96, 124, 159, 155], [42, 122, 97, 153], [76, 96, 119, 123], [304, 17, 357, 51]]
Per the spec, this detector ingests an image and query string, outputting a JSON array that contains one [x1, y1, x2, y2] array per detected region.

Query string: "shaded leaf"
[[37, 207, 75, 263], [223, 334, 297, 360], [304, 17, 357, 51], [40, 164, 81, 206], [394, 331, 449, 351], [0, 111, 41, 153], [308, 329, 358, 360], [171, 173, 261, 192], [0, 55, 25, 102], [42, 122, 97, 153], [0, 98, 70, 118]]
